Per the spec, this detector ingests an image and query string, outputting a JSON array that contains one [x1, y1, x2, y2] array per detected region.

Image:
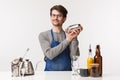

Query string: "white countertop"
[[0, 71, 120, 80]]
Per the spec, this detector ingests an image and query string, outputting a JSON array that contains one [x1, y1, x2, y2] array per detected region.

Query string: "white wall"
[[0, 0, 120, 75]]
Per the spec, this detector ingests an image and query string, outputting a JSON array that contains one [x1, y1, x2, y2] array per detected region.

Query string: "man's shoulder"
[[39, 30, 51, 38]]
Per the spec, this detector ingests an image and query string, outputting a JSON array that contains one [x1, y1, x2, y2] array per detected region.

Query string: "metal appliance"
[[11, 48, 34, 77]]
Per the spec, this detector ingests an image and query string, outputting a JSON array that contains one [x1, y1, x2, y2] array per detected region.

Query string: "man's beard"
[[52, 22, 62, 27]]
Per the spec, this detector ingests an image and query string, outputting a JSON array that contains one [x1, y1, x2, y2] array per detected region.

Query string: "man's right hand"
[[65, 25, 83, 42]]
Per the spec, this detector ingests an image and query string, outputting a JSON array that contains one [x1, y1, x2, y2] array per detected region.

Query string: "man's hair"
[[50, 5, 68, 17]]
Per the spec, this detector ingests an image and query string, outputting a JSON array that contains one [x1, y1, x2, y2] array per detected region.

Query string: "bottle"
[[87, 44, 94, 75], [94, 45, 102, 76]]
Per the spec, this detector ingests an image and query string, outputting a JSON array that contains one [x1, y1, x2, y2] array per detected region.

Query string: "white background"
[[0, 0, 120, 75]]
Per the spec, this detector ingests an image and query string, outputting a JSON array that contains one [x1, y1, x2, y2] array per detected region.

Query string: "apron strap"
[[63, 31, 66, 38], [51, 29, 54, 41]]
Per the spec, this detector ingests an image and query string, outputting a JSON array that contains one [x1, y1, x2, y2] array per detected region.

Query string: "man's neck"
[[52, 26, 63, 33]]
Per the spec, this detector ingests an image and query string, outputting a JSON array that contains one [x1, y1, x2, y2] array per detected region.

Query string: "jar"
[[90, 63, 99, 77]]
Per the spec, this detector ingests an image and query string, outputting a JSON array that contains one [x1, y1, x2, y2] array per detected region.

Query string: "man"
[[38, 5, 83, 71]]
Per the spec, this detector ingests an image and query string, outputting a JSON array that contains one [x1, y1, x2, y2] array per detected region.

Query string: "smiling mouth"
[[53, 20, 59, 23]]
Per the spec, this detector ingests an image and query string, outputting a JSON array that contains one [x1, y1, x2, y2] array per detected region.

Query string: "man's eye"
[[51, 14, 62, 17]]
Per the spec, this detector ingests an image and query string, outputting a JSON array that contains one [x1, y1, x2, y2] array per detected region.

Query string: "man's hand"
[[65, 25, 83, 42]]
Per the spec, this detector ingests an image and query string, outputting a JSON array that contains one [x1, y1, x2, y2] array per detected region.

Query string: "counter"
[[0, 71, 120, 80]]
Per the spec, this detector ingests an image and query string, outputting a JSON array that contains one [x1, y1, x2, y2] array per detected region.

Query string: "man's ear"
[[63, 17, 66, 23]]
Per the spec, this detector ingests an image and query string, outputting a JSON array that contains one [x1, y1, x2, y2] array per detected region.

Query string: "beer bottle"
[[94, 45, 102, 76], [87, 44, 94, 75]]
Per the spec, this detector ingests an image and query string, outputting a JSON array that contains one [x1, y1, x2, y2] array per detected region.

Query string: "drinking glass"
[[71, 55, 79, 75]]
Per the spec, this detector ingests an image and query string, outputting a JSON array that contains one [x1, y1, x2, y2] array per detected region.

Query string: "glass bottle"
[[94, 45, 102, 76], [87, 44, 94, 75]]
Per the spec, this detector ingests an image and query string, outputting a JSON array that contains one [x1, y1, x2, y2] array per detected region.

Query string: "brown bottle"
[[94, 45, 102, 76]]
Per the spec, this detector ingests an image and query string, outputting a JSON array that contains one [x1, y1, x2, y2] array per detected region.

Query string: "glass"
[[35, 60, 44, 73], [51, 14, 63, 18], [90, 63, 99, 77], [71, 55, 79, 75]]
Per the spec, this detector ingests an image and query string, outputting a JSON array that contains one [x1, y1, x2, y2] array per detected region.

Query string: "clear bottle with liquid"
[[87, 44, 94, 75]]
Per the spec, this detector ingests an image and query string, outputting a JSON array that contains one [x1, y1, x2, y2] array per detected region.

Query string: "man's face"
[[50, 10, 66, 27]]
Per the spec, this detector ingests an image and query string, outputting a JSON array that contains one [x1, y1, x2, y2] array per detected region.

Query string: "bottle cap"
[[96, 45, 100, 49], [89, 44, 92, 52]]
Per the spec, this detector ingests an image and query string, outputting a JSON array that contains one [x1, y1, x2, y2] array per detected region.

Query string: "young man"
[[38, 5, 83, 71]]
